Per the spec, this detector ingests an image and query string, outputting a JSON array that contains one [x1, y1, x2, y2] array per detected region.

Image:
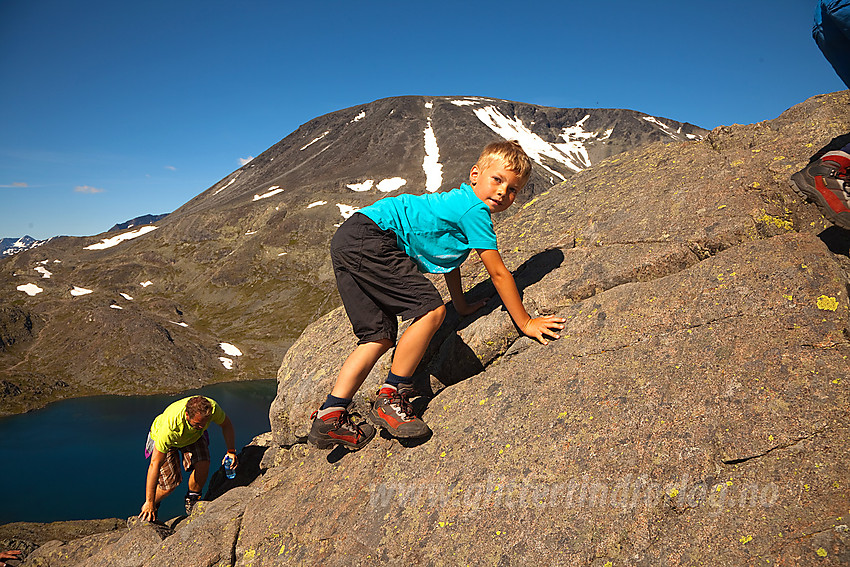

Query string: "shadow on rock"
[[204, 444, 268, 502], [805, 131, 850, 163], [819, 225, 850, 256], [453, 247, 566, 330]]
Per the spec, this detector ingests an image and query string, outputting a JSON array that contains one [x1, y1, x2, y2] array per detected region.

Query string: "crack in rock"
[[721, 426, 828, 465]]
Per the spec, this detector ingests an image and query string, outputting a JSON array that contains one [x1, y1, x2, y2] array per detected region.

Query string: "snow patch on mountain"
[[253, 187, 283, 201], [472, 106, 604, 180], [214, 175, 240, 196], [642, 115, 699, 140], [377, 178, 406, 192], [336, 204, 358, 220], [347, 180, 374, 192], [84, 226, 158, 250], [423, 118, 443, 193], [301, 131, 330, 151], [351, 111, 366, 123], [35, 266, 52, 279], [220, 342, 243, 357], [70, 286, 93, 296], [307, 201, 327, 209], [346, 178, 407, 193], [16, 283, 43, 296]]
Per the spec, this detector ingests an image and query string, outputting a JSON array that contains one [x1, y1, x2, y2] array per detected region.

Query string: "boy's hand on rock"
[[522, 316, 566, 345]]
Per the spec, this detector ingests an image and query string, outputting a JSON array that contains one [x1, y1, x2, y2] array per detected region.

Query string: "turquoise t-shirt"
[[360, 183, 498, 273], [149, 396, 226, 453]]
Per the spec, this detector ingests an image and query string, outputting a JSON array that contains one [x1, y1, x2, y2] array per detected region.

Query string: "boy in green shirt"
[[138, 395, 237, 521]]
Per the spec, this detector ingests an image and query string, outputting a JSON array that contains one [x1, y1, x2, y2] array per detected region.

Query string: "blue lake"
[[0, 380, 278, 524]]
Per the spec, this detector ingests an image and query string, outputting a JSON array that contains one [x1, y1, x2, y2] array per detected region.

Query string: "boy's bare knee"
[[430, 304, 446, 325]]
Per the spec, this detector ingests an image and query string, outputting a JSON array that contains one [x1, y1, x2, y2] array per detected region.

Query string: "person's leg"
[[389, 305, 446, 379], [187, 460, 210, 493], [369, 304, 445, 439], [181, 434, 212, 514], [329, 339, 394, 401]]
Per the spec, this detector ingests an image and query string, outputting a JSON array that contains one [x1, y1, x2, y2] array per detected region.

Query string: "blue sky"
[[1, 1, 845, 240]]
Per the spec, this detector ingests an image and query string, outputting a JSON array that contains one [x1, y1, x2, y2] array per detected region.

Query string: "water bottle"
[[224, 455, 236, 479]]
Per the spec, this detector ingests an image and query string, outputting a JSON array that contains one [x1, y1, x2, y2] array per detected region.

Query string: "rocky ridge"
[[11, 91, 850, 565]]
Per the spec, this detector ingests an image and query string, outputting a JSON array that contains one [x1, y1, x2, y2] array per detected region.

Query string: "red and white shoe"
[[791, 150, 850, 229]]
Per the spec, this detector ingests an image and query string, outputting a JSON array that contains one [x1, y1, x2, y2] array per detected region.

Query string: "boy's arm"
[[476, 249, 565, 344], [140, 448, 166, 521], [444, 267, 487, 316]]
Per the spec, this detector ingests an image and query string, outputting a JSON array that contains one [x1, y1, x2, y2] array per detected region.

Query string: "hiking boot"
[[308, 405, 376, 450], [184, 492, 201, 515], [791, 151, 850, 229], [369, 386, 431, 438]]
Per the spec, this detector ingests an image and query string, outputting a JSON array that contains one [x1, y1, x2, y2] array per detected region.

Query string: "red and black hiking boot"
[[791, 150, 850, 229], [308, 406, 375, 450], [369, 385, 431, 438]]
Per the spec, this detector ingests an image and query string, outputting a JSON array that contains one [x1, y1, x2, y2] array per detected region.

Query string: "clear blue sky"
[[1, 0, 845, 240]]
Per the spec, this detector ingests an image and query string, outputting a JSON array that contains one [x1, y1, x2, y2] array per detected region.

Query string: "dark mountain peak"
[[172, 95, 707, 221], [108, 213, 169, 233]]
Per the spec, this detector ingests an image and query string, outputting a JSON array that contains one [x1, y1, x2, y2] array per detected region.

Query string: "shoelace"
[[334, 409, 368, 438], [311, 408, 368, 439], [387, 390, 416, 420]]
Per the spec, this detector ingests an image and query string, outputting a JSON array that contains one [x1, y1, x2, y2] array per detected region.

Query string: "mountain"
[[1, 235, 47, 257], [1, 213, 169, 259], [107, 213, 169, 233], [12, 91, 849, 566], [0, 95, 707, 416]]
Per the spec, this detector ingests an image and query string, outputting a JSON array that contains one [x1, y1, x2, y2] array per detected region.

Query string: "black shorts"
[[331, 213, 444, 344]]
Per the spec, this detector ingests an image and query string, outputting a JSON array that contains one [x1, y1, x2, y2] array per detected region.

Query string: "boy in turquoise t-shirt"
[[308, 140, 565, 450]]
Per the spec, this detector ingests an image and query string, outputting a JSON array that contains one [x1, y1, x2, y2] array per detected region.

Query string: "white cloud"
[[74, 185, 104, 194], [164, 165, 177, 171], [239, 156, 255, 166], [1, 182, 28, 188]]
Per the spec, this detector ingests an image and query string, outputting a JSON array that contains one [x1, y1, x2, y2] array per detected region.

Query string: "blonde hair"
[[475, 140, 532, 182]]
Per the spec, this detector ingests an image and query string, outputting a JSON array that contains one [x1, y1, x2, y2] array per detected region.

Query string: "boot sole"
[[307, 429, 375, 451], [790, 174, 850, 229], [368, 410, 431, 439]]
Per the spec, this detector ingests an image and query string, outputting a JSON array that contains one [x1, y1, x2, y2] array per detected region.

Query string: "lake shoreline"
[[0, 374, 278, 417]]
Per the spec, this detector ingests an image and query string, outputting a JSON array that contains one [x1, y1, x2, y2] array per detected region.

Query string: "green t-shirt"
[[149, 396, 226, 453]]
